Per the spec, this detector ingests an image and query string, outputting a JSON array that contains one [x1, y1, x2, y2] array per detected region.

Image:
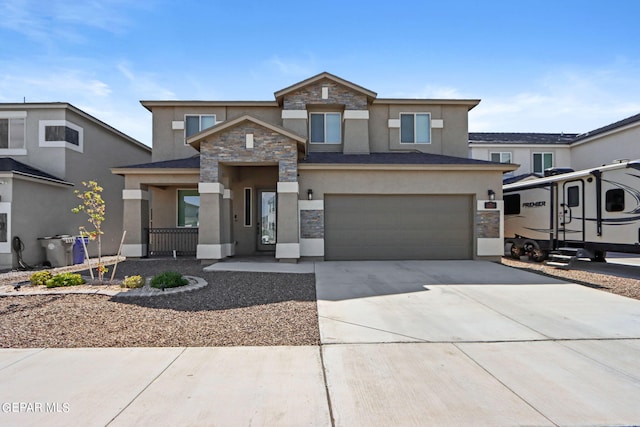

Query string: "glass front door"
[[258, 190, 276, 251]]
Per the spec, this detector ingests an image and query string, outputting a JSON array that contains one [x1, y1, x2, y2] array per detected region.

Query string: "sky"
[[1, 0, 640, 147]]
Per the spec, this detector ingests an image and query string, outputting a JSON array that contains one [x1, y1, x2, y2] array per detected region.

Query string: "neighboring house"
[[0, 103, 151, 270], [113, 72, 515, 262], [468, 133, 576, 177], [469, 112, 640, 180], [569, 112, 640, 171]]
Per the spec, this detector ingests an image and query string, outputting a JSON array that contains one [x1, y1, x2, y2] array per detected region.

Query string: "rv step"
[[546, 261, 571, 269], [549, 254, 574, 261]]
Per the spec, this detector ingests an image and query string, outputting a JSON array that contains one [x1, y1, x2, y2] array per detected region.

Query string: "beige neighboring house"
[[113, 72, 515, 262], [469, 112, 640, 181], [0, 103, 151, 270]]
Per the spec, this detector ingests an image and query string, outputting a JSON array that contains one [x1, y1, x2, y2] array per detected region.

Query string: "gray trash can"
[[39, 235, 75, 267]]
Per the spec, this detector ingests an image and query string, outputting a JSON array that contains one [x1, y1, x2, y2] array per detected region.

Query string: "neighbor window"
[[605, 189, 625, 212], [39, 120, 83, 152], [185, 115, 216, 138], [310, 112, 341, 143], [533, 152, 553, 174], [178, 189, 200, 227], [400, 113, 431, 144], [45, 125, 79, 146], [0, 116, 26, 150], [490, 152, 512, 164]]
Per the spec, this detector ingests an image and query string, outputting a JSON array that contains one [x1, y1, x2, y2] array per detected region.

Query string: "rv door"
[[561, 180, 585, 243]]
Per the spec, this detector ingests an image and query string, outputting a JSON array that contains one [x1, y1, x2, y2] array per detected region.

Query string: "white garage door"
[[324, 195, 473, 260]]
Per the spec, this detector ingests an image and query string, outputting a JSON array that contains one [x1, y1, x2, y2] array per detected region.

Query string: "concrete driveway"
[[316, 260, 640, 426]]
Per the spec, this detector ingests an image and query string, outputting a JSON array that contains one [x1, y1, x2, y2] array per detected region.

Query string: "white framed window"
[[309, 112, 341, 144], [177, 189, 200, 227], [533, 152, 553, 174], [185, 114, 216, 140], [490, 152, 512, 164], [39, 120, 83, 152], [0, 111, 27, 155], [400, 113, 431, 144]]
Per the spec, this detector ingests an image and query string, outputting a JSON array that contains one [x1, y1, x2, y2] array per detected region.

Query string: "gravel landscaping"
[[1, 256, 639, 348], [0, 259, 319, 348]]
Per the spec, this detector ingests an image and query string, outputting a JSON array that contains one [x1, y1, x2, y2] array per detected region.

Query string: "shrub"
[[45, 272, 85, 288], [122, 275, 144, 288], [30, 271, 54, 286], [150, 271, 188, 289]]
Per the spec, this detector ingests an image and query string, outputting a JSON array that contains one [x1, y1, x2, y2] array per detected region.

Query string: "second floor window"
[[310, 112, 341, 144], [400, 113, 431, 144], [533, 152, 553, 174], [185, 115, 215, 138], [490, 152, 512, 164], [0, 117, 25, 150]]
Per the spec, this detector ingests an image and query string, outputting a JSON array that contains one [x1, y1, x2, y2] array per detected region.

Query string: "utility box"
[[39, 235, 75, 267]]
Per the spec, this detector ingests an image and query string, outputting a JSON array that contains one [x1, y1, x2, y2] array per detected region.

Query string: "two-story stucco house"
[[0, 103, 151, 270], [469, 112, 640, 180], [113, 72, 515, 263]]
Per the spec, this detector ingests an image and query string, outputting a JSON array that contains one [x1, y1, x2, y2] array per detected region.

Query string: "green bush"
[[30, 271, 54, 286], [122, 275, 144, 288], [150, 271, 188, 289], [45, 272, 85, 288]]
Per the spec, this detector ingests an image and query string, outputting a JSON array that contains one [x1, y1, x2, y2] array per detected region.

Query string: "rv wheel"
[[530, 248, 548, 262], [591, 251, 607, 262], [510, 244, 522, 259]]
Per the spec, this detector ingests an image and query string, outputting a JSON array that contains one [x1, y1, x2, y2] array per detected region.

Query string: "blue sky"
[[1, 0, 639, 147]]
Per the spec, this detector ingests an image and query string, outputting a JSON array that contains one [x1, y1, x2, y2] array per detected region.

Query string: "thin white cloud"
[[117, 62, 176, 99], [264, 55, 318, 77]]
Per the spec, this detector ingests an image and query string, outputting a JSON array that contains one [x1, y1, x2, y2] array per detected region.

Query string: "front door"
[[561, 180, 585, 243], [257, 190, 277, 251]]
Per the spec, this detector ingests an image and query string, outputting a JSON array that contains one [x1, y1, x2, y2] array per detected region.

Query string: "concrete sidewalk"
[[0, 347, 330, 426]]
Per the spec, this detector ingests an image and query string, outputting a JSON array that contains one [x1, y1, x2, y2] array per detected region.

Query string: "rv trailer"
[[503, 159, 640, 263]]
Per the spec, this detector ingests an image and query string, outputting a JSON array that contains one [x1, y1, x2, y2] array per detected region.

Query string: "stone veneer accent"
[[200, 122, 299, 182], [300, 210, 324, 238], [283, 78, 368, 110], [475, 211, 500, 239]]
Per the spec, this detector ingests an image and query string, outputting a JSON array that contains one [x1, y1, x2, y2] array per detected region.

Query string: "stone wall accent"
[[283, 78, 368, 110], [300, 210, 324, 239], [200, 122, 298, 182], [476, 211, 500, 238]]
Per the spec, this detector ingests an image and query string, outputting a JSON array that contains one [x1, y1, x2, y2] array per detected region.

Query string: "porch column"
[[196, 182, 225, 261], [275, 181, 300, 262], [121, 187, 149, 257]]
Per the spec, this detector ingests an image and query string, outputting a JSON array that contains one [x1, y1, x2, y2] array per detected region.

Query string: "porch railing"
[[146, 228, 198, 257]]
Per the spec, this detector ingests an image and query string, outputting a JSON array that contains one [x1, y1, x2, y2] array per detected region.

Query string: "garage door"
[[324, 195, 473, 260]]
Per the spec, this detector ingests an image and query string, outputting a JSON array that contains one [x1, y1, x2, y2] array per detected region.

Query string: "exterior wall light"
[[307, 189, 313, 200], [488, 189, 495, 201]]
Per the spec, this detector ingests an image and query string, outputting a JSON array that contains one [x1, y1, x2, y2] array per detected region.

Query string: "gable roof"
[[469, 132, 577, 145], [0, 157, 72, 186], [186, 115, 306, 150], [572, 112, 640, 144], [274, 72, 378, 105]]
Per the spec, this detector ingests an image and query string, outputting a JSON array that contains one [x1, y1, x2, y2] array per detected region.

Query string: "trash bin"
[[73, 237, 89, 264], [39, 235, 75, 267]]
